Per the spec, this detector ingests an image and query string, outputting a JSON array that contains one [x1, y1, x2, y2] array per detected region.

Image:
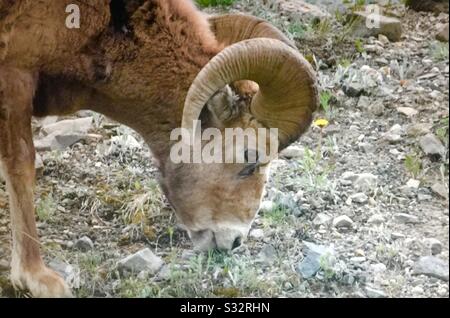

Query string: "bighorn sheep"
[[0, 0, 318, 297]]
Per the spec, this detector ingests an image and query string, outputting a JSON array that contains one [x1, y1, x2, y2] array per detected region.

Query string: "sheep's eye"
[[239, 149, 260, 178], [238, 163, 258, 178]]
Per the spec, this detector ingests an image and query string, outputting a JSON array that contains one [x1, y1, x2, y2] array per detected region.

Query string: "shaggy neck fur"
[[91, 0, 222, 162], [33, 0, 222, 163]]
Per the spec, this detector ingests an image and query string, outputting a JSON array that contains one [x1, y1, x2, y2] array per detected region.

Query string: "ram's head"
[[160, 15, 319, 251]]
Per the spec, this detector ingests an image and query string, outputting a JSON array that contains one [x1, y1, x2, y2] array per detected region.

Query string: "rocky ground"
[[0, 0, 449, 298]]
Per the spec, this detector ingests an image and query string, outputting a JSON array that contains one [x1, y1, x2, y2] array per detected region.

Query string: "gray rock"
[[136, 270, 150, 280], [155, 265, 171, 281], [48, 260, 80, 289], [391, 232, 406, 240], [364, 44, 384, 55], [349, 193, 369, 204], [370, 263, 387, 273], [378, 34, 390, 45], [429, 90, 443, 100], [375, 57, 389, 65], [350, 257, 366, 263], [359, 142, 376, 154], [303, 241, 332, 256], [343, 82, 365, 97], [343, 274, 355, 285], [42, 117, 94, 136], [298, 256, 321, 279], [413, 256, 449, 281], [249, 229, 265, 240], [389, 148, 401, 156], [423, 238, 443, 256], [333, 215, 354, 228], [419, 134, 446, 159], [294, 190, 304, 202], [350, 11, 402, 41], [273, 0, 330, 21], [431, 183, 449, 200], [353, 173, 378, 193], [399, 187, 415, 198], [118, 248, 164, 275], [54, 134, 86, 150], [35, 153, 44, 175], [436, 23, 449, 42], [383, 133, 402, 143], [383, 124, 404, 143], [297, 241, 334, 279], [418, 192, 433, 202], [397, 107, 418, 117], [341, 171, 359, 183], [368, 214, 384, 224], [74, 236, 94, 252], [0, 259, 8, 272], [343, 98, 357, 109], [411, 286, 424, 295], [308, 197, 324, 210], [368, 101, 385, 116], [357, 96, 371, 108], [313, 213, 332, 226], [298, 281, 310, 293], [34, 135, 54, 152], [406, 179, 421, 189], [400, 181, 419, 197], [365, 286, 387, 298], [394, 213, 419, 224], [280, 145, 305, 159], [259, 200, 276, 213], [36, 116, 59, 127], [35, 132, 86, 151]]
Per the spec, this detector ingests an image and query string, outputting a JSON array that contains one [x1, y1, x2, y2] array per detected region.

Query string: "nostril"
[[232, 236, 242, 250]]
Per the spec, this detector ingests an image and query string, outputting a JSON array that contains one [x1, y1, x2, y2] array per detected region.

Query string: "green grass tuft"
[[196, 0, 235, 7]]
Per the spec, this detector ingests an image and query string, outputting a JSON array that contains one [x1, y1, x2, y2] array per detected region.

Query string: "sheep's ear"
[[231, 80, 259, 99]]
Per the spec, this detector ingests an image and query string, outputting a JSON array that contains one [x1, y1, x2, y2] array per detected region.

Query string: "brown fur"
[[0, 66, 71, 297], [1, 0, 281, 297]]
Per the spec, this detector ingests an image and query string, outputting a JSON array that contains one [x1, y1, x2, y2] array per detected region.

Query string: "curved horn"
[[208, 14, 296, 49], [182, 38, 319, 149]]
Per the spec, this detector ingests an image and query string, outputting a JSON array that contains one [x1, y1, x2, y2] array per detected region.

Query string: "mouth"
[[188, 229, 217, 251], [188, 228, 245, 251]]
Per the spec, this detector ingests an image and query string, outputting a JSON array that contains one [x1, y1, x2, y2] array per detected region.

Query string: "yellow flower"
[[314, 118, 329, 128]]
